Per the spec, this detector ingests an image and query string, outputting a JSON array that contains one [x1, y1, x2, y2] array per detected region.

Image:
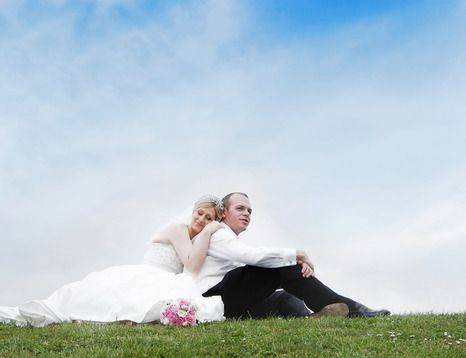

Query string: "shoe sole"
[[311, 303, 349, 318]]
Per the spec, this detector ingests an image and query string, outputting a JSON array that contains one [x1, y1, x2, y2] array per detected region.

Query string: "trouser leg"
[[216, 266, 281, 318], [246, 290, 311, 318], [278, 265, 358, 313]]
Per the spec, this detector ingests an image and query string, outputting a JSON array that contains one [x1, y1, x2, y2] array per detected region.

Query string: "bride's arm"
[[181, 222, 222, 274], [159, 223, 221, 274]]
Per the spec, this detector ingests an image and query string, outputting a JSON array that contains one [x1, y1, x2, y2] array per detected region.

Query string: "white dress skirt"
[[0, 243, 224, 327]]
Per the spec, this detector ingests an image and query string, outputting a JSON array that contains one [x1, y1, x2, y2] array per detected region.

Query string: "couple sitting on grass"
[[0, 192, 389, 327]]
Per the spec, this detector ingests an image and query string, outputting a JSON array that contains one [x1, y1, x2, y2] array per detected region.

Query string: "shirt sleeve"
[[208, 228, 296, 267]]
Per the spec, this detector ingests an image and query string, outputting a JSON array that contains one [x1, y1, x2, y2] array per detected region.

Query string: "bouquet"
[[161, 299, 197, 326]]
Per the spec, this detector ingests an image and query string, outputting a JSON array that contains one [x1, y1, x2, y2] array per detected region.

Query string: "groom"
[[195, 192, 390, 318]]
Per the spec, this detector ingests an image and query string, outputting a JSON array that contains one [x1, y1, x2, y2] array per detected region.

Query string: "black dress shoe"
[[349, 302, 391, 317]]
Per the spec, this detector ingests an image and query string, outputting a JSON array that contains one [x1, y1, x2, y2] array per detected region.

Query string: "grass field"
[[1, 314, 464, 357]]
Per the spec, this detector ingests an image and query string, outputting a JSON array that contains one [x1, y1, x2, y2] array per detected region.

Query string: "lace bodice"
[[142, 243, 183, 274]]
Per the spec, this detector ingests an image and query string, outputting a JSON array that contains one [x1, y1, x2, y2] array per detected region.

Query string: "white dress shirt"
[[193, 224, 296, 294]]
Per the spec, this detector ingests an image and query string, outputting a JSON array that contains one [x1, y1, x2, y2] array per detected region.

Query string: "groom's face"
[[222, 194, 252, 235]]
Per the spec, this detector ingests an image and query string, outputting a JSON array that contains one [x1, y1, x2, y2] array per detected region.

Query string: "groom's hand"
[[297, 260, 314, 278], [296, 250, 315, 277]]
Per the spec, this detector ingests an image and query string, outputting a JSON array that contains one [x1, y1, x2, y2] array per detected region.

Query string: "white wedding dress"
[[0, 243, 224, 327]]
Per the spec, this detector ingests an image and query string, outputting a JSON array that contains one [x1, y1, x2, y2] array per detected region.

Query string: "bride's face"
[[190, 206, 216, 235]]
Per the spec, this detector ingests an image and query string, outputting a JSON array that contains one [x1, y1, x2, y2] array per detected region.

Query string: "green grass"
[[1, 314, 464, 357]]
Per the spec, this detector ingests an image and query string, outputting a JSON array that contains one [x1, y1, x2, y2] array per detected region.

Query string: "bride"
[[0, 195, 225, 327]]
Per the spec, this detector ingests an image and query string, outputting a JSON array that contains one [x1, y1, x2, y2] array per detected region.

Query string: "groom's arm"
[[208, 229, 296, 267]]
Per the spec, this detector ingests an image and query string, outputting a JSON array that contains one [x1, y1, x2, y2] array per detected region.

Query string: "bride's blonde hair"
[[193, 195, 224, 221]]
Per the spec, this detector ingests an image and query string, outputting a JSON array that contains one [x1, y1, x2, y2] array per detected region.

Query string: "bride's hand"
[[203, 221, 223, 235]]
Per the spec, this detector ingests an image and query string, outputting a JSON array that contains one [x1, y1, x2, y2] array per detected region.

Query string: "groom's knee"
[[278, 264, 305, 281]]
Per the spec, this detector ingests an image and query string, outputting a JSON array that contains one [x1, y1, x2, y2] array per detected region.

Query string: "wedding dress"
[[0, 243, 224, 327]]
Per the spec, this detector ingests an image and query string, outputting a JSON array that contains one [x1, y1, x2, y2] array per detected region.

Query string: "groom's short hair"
[[222, 192, 249, 209]]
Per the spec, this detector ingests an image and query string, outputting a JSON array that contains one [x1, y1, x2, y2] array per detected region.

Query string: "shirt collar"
[[221, 222, 239, 238]]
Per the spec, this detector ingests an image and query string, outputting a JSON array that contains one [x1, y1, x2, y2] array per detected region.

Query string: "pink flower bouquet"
[[161, 299, 197, 326]]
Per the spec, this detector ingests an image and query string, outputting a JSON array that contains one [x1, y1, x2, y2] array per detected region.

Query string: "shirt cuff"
[[282, 248, 297, 266]]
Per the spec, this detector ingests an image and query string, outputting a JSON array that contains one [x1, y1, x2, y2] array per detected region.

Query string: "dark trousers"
[[247, 290, 310, 318], [203, 264, 358, 318]]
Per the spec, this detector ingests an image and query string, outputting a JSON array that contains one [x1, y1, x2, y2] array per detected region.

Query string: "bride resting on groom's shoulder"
[[0, 192, 389, 327]]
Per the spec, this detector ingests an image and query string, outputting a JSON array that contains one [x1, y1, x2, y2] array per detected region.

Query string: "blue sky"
[[0, 0, 465, 313], [253, 0, 436, 34], [2, 1, 452, 42]]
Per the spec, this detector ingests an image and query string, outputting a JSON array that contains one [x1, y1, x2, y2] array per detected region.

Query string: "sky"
[[0, 0, 465, 314]]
